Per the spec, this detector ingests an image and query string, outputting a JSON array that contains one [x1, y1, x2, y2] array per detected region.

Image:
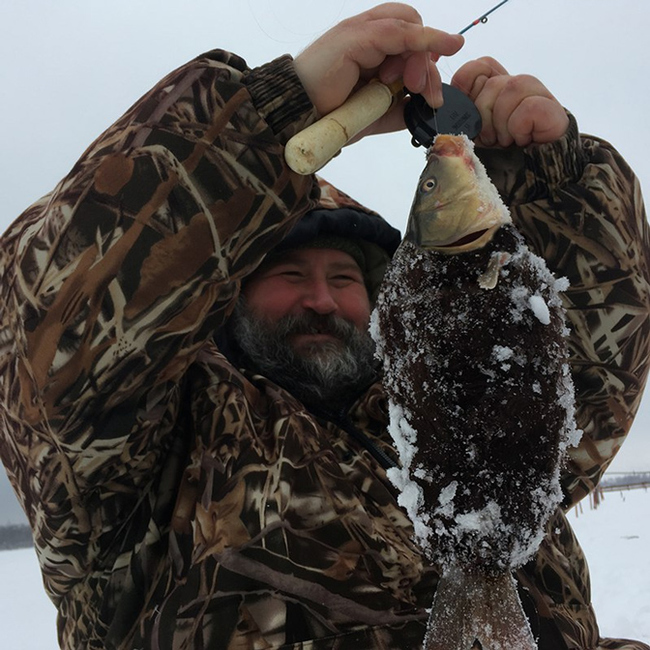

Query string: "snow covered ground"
[[572, 487, 650, 643], [0, 488, 648, 648]]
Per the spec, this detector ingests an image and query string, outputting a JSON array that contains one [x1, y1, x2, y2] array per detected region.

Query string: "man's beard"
[[230, 301, 379, 413]]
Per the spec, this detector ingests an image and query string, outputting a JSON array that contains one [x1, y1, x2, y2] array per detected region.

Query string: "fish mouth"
[[440, 229, 488, 249], [429, 224, 501, 253]]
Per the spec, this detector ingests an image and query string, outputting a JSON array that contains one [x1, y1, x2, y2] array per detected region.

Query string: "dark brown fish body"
[[371, 135, 579, 649]]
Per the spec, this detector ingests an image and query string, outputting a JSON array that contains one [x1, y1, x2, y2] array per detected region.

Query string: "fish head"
[[405, 134, 511, 254]]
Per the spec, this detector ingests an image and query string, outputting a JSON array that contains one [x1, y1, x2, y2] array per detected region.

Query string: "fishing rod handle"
[[285, 80, 401, 175]]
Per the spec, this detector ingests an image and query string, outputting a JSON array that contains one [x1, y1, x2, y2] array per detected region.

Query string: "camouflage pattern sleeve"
[[478, 115, 650, 507], [0, 49, 318, 599]]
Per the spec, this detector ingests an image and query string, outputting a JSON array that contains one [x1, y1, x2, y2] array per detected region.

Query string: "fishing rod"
[[285, 1, 515, 174], [459, 0, 512, 35]]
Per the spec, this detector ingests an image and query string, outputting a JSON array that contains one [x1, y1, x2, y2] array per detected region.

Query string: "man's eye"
[[331, 274, 359, 284], [279, 269, 303, 279]]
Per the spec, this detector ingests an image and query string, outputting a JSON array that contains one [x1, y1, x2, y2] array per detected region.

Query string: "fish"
[[371, 134, 581, 650]]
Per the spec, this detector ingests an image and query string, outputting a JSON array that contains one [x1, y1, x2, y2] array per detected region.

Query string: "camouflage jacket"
[[1, 50, 649, 650]]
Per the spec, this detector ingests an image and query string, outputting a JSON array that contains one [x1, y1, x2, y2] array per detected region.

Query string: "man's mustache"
[[275, 313, 357, 340]]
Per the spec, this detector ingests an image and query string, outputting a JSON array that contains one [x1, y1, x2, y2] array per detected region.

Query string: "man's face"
[[235, 248, 377, 409], [242, 248, 371, 356]]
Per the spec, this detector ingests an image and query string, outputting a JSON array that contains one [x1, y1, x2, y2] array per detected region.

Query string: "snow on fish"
[[370, 134, 581, 650]]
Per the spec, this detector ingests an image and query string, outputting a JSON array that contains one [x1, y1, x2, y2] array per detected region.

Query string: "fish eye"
[[420, 177, 437, 193]]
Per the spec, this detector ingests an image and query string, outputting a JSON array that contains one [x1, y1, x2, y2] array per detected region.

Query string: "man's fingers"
[[491, 75, 559, 146], [358, 24, 462, 107], [294, 3, 463, 138], [344, 22, 463, 71], [449, 57, 569, 148], [507, 97, 570, 146], [451, 56, 509, 99], [471, 76, 504, 147], [297, 19, 462, 115], [360, 2, 425, 24], [402, 51, 444, 106]]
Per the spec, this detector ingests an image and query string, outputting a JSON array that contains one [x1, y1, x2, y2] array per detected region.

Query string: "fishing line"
[[436, 0, 514, 86], [407, 0, 516, 147]]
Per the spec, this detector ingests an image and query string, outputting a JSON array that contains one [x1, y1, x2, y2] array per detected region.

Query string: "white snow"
[[528, 294, 551, 324], [0, 488, 648, 647], [570, 488, 650, 643], [453, 500, 504, 535], [0, 547, 58, 649], [436, 481, 459, 518], [454, 134, 512, 229]]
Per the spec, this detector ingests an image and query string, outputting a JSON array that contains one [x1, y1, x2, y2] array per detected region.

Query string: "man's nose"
[[300, 279, 338, 314]]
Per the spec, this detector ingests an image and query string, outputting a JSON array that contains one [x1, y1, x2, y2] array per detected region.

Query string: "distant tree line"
[[601, 471, 650, 489], [0, 524, 33, 550]]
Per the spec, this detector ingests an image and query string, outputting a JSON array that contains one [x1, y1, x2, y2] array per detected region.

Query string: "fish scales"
[[371, 134, 579, 649]]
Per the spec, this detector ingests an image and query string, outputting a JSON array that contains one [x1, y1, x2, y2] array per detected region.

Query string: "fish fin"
[[424, 566, 537, 650], [477, 251, 511, 290]]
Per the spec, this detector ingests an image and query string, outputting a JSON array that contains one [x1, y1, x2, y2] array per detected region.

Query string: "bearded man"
[[1, 4, 649, 650], [229, 207, 393, 416]]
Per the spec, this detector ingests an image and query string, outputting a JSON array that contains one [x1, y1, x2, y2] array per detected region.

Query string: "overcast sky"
[[0, 0, 648, 522]]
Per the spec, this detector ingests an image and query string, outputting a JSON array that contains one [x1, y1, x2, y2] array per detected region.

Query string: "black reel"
[[404, 83, 482, 148]]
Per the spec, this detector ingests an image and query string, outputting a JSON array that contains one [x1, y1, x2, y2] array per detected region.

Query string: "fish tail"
[[424, 565, 537, 650]]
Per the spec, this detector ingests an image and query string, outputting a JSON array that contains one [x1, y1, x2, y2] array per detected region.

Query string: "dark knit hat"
[[286, 234, 367, 272]]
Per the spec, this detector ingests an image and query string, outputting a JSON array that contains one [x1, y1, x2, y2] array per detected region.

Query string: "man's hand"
[[451, 56, 570, 148], [293, 3, 464, 137]]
